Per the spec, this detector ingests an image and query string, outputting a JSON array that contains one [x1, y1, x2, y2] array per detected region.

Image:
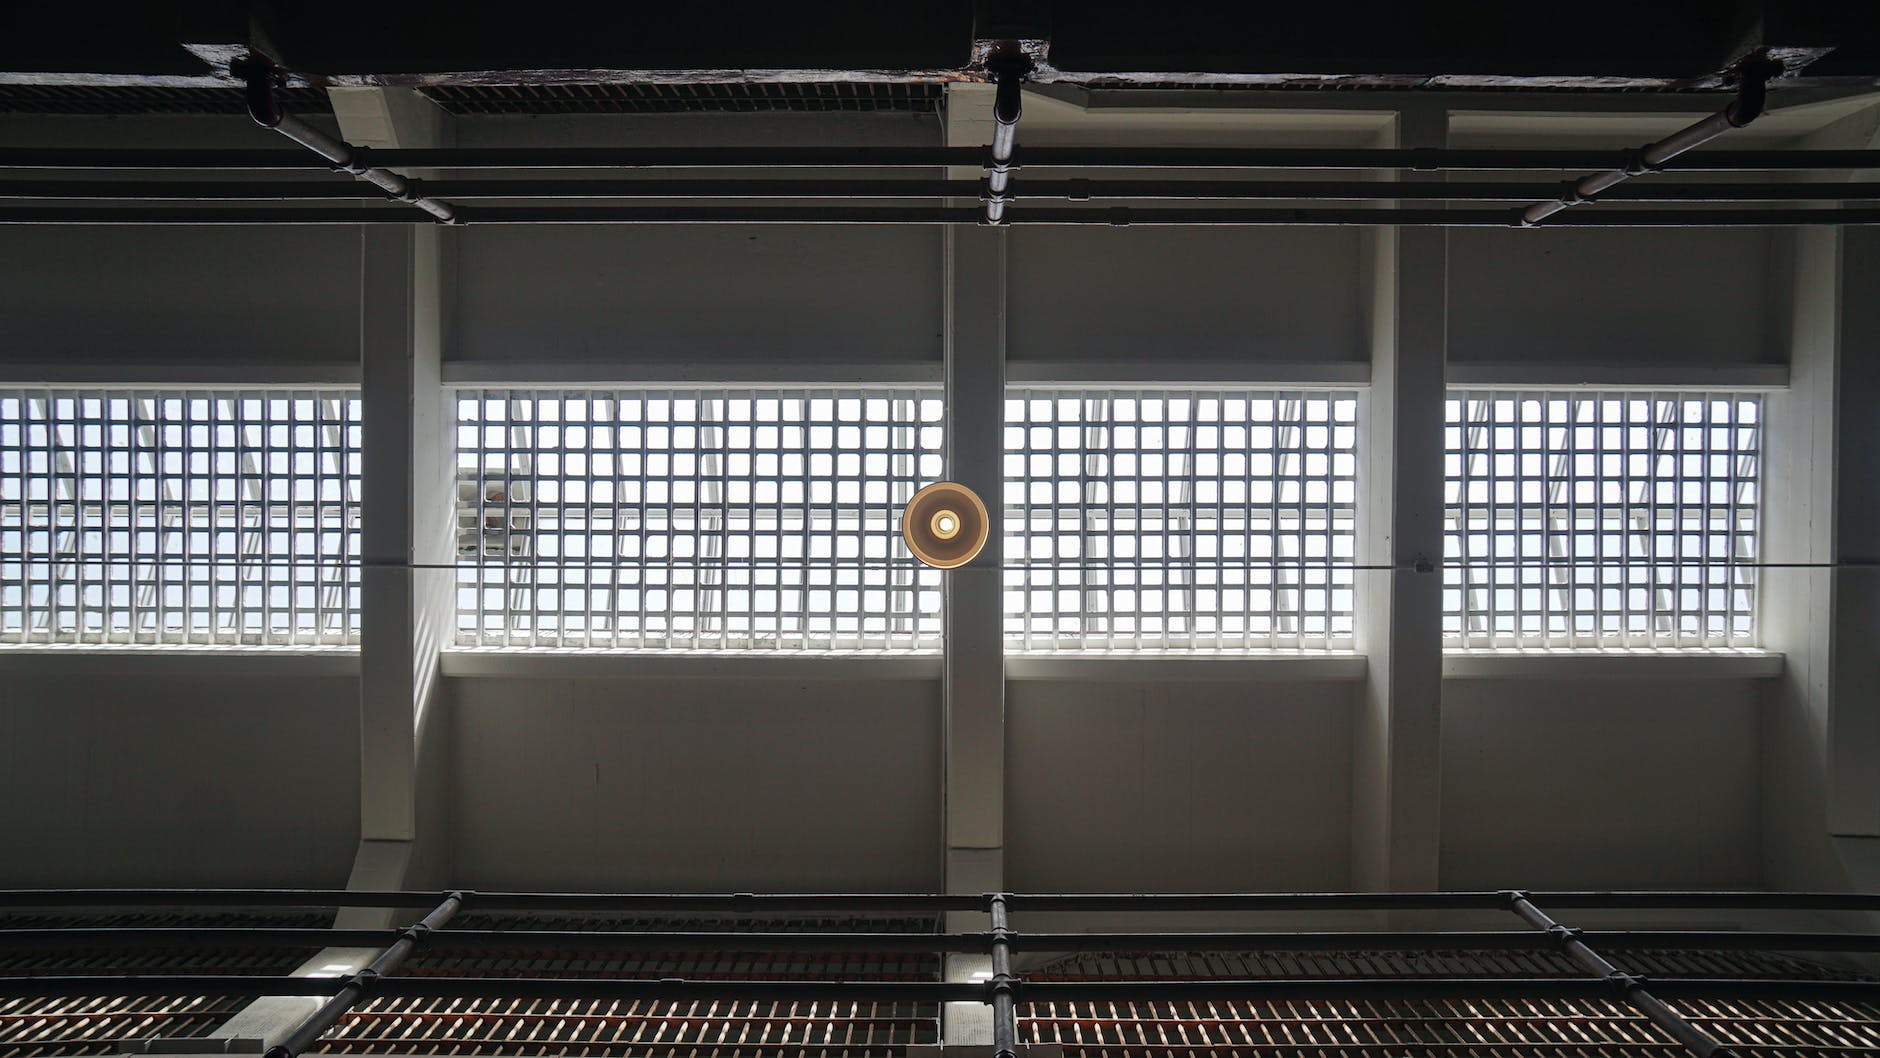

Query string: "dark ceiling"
[[1, 2, 1876, 89]]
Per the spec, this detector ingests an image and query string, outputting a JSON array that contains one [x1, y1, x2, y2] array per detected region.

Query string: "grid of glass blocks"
[[1004, 389, 1360, 652], [1443, 391, 1762, 648], [454, 388, 944, 651], [0, 389, 362, 647]]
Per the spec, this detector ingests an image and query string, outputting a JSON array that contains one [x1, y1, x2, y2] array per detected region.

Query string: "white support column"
[[211, 88, 456, 1050], [941, 82, 1005, 1048], [1763, 101, 1880, 891], [1351, 105, 1447, 893]]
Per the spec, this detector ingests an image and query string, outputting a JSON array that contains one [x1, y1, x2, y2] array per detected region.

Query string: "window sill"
[[0, 646, 361, 676], [440, 649, 943, 680], [1006, 652, 1366, 682], [1443, 648, 1783, 680]]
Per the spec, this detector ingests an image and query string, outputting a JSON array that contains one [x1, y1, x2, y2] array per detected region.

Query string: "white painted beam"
[[1351, 106, 1447, 893], [940, 83, 1004, 1050]]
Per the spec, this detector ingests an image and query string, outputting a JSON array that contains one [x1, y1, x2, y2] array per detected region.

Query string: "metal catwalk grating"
[[1022, 950, 1880, 1057], [0, 85, 331, 116], [0, 911, 328, 1058], [318, 916, 941, 1056], [420, 83, 942, 116]]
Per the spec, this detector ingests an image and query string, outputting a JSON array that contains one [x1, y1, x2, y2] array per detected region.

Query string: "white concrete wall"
[[448, 675, 942, 890], [1006, 679, 1356, 891], [0, 668, 359, 886], [1441, 676, 1762, 889]]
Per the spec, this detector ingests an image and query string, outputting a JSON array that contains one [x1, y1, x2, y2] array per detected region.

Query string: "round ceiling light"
[[902, 481, 990, 570]]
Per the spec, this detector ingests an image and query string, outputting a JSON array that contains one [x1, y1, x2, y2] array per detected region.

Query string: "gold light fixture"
[[902, 481, 989, 569]]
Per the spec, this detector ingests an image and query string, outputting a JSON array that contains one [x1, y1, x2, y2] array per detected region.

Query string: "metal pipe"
[[0, 927, 991, 953], [6, 146, 1875, 173], [1521, 61, 1779, 226], [234, 57, 455, 224], [4, 206, 1878, 226], [7, 888, 1880, 912], [990, 894, 1017, 1058], [7, 177, 1879, 204], [2, 973, 1873, 1004], [1510, 894, 1735, 1058], [984, 56, 1030, 225], [266, 891, 463, 1058], [0, 975, 986, 1002]]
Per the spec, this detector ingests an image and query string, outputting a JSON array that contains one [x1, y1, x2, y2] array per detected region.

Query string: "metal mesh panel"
[[1003, 389, 1359, 652], [0, 911, 328, 1058], [420, 83, 942, 116], [1443, 391, 1763, 649], [321, 915, 941, 1057], [453, 388, 944, 651], [1023, 949, 1880, 1057], [0, 389, 362, 647]]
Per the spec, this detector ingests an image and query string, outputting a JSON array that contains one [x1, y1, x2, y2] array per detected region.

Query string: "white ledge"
[[441, 649, 943, 680], [0, 363, 362, 386], [442, 361, 944, 386], [1006, 360, 1371, 386], [1006, 652, 1367, 681], [1446, 362, 1788, 390], [0, 647, 360, 676], [1443, 649, 1784, 680]]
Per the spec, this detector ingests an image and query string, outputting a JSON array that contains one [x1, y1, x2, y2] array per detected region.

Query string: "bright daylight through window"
[[1004, 389, 1359, 652], [455, 388, 943, 651], [1443, 391, 1762, 649], [0, 389, 361, 646]]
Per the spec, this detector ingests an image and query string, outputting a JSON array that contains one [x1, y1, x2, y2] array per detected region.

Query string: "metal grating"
[[0, 910, 330, 1058], [0, 389, 362, 647], [0, 85, 331, 116], [322, 915, 941, 1057], [1003, 389, 1359, 652], [421, 83, 943, 116], [1023, 949, 1880, 1057], [453, 388, 944, 651], [1442, 391, 1762, 649]]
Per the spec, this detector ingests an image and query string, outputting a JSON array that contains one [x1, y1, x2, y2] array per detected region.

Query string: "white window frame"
[[1443, 388, 1765, 651], [450, 385, 945, 653], [1002, 385, 1361, 654], [0, 386, 362, 648]]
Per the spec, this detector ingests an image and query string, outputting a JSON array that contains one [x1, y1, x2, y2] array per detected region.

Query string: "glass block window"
[[1443, 391, 1762, 648], [0, 389, 362, 647], [454, 388, 944, 651], [1004, 389, 1360, 652]]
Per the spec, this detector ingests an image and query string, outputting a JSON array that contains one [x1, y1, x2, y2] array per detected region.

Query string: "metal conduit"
[[6, 177, 1880, 203], [1520, 60, 1781, 226], [4, 206, 1880, 226], [984, 55, 1030, 224], [264, 891, 463, 1058], [1509, 893, 1736, 1058], [233, 56, 456, 224], [4, 146, 1879, 172]]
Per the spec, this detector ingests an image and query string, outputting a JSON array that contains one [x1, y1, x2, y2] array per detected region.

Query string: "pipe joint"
[[232, 56, 284, 130], [1544, 924, 1583, 947], [1502, 891, 1531, 910], [1725, 60, 1780, 128], [1604, 971, 1644, 996]]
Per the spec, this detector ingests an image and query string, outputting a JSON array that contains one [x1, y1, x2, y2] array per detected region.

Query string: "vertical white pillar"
[[1762, 104, 1880, 893], [1351, 105, 1447, 893], [941, 82, 1006, 1047]]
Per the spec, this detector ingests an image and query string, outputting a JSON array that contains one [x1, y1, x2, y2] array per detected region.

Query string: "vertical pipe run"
[[1508, 894, 1737, 1058], [989, 893, 1018, 1058], [265, 892, 464, 1058], [985, 57, 1030, 225], [1520, 60, 1778, 226], [235, 57, 457, 224]]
